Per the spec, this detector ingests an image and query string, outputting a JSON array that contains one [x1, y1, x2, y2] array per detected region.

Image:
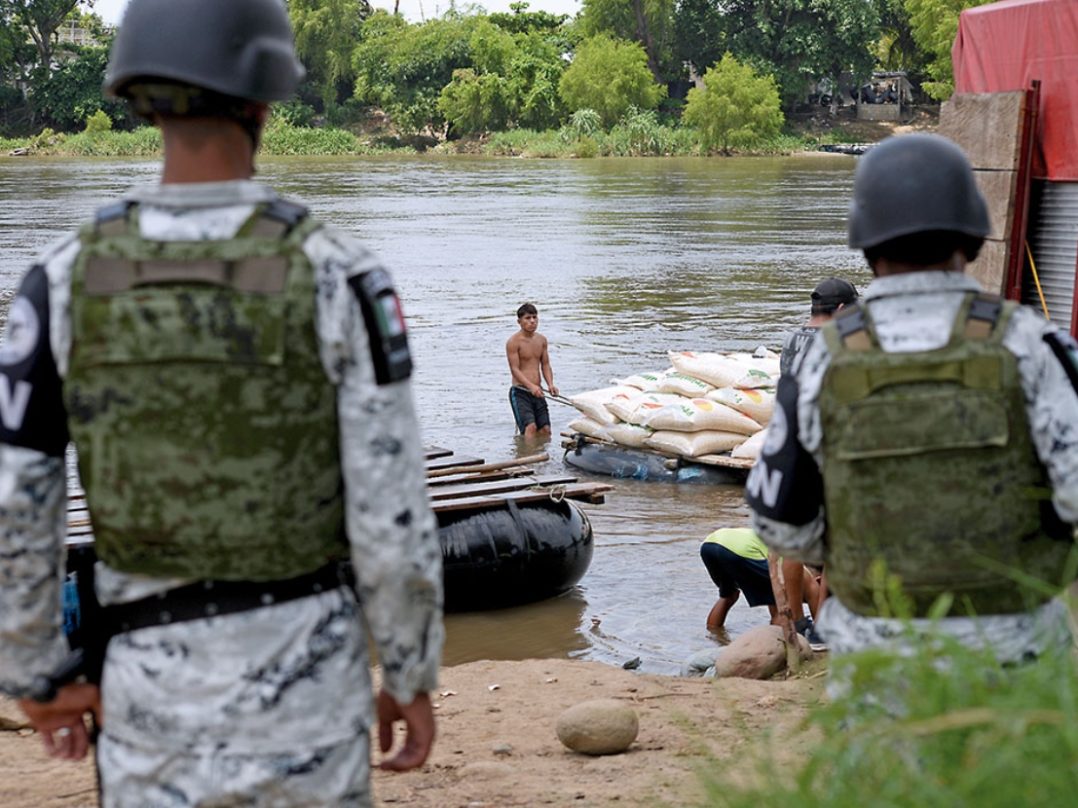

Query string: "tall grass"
[[700, 630, 1078, 807]]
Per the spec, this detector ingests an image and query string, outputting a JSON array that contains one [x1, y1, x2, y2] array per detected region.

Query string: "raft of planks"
[[65, 447, 613, 543], [559, 431, 756, 472], [423, 447, 613, 512]]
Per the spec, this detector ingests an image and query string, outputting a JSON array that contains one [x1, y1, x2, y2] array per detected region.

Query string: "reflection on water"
[[443, 590, 589, 666], [0, 154, 870, 675]]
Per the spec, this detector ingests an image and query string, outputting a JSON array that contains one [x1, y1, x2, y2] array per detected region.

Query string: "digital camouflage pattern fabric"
[[0, 180, 443, 806]]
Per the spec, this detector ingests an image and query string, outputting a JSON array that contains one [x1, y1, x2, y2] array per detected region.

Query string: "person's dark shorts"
[[509, 386, 550, 433], [700, 542, 775, 607]]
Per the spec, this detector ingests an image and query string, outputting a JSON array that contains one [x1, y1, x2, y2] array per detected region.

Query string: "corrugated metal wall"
[[1024, 181, 1078, 332]]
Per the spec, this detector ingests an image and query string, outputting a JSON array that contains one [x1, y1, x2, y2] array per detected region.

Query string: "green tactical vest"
[[818, 293, 1075, 617], [65, 199, 348, 581]]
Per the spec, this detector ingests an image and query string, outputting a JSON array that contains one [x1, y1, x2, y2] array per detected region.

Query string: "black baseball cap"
[[811, 277, 858, 309]]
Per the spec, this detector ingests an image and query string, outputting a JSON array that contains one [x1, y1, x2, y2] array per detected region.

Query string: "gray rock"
[[556, 698, 639, 756], [491, 742, 513, 756], [714, 624, 812, 680]]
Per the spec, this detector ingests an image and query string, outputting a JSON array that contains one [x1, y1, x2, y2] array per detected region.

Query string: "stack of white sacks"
[[567, 349, 777, 462]]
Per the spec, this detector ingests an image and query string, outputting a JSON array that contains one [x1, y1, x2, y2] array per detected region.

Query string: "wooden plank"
[[427, 453, 548, 478], [423, 446, 455, 460], [428, 474, 581, 502], [426, 468, 536, 487], [425, 455, 485, 472], [432, 484, 613, 513], [938, 91, 1025, 170]]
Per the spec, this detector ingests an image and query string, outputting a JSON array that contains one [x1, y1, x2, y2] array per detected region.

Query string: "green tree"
[[683, 53, 782, 154], [0, 0, 86, 77], [674, 0, 725, 80], [352, 11, 477, 133], [438, 67, 512, 133], [505, 31, 565, 130], [488, 1, 568, 35], [288, 0, 371, 110], [904, 0, 990, 100], [580, 0, 676, 83], [30, 41, 125, 130], [715, 0, 880, 111], [559, 34, 665, 127]]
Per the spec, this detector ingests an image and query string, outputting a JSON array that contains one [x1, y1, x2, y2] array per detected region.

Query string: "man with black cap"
[[747, 133, 1078, 667], [0, 0, 442, 803], [775, 276, 858, 647], [780, 277, 860, 378]]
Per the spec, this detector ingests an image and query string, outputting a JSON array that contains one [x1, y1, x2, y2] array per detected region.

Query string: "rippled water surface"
[[0, 154, 871, 674]]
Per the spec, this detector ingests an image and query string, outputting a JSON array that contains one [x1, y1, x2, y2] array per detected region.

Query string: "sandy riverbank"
[[0, 656, 825, 807]]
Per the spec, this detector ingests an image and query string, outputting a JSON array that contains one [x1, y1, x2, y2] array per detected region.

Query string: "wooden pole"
[[426, 453, 549, 479], [768, 552, 801, 675]]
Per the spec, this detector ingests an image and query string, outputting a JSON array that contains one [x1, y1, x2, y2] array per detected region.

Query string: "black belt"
[[104, 561, 355, 635]]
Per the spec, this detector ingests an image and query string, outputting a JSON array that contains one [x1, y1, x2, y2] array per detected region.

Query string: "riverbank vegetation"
[[1, 1, 983, 157], [705, 631, 1078, 805]]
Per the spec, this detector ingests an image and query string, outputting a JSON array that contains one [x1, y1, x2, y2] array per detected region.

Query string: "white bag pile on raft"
[[567, 349, 778, 461]]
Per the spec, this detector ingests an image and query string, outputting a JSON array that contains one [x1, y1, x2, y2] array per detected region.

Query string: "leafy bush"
[[273, 101, 317, 128], [438, 68, 512, 135], [560, 108, 602, 141], [83, 109, 112, 133], [702, 634, 1078, 807], [607, 106, 668, 155], [558, 34, 666, 128], [260, 121, 361, 155], [683, 53, 783, 155]]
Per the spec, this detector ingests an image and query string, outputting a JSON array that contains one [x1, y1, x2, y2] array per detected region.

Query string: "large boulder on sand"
[[714, 625, 812, 680], [556, 698, 639, 755]]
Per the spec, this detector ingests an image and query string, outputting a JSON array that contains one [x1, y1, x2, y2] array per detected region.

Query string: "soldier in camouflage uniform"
[[748, 134, 1078, 664], [0, 0, 443, 804]]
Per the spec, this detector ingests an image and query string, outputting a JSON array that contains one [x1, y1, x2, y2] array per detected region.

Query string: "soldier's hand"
[[17, 683, 100, 761], [376, 689, 435, 772]]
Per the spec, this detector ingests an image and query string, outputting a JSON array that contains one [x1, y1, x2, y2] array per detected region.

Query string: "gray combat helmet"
[[847, 134, 991, 250], [104, 0, 304, 106]]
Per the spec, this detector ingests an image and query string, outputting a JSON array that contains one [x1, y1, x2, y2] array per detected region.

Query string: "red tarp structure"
[[953, 0, 1078, 180]]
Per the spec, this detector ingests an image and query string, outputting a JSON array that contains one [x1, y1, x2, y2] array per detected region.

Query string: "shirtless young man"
[[506, 303, 558, 438]]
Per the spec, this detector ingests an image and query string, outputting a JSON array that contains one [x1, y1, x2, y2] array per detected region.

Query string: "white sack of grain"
[[606, 391, 683, 423], [568, 417, 611, 440], [605, 421, 653, 448], [569, 386, 638, 425], [645, 430, 745, 457], [730, 352, 782, 377], [657, 372, 715, 398], [612, 393, 687, 426], [706, 387, 776, 425], [669, 351, 776, 389], [640, 398, 761, 435], [614, 369, 673, 392], [731, 428, 768, 459]]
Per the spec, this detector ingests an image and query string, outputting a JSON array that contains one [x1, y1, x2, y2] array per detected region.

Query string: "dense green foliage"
[[558, 34, 665, 127], [905, 0, 991, 100], [683, 53, 782, 154], [702, 634, 1078, 806], [0, 0, 981, 151]]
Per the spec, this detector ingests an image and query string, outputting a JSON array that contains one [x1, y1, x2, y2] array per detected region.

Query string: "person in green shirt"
[[700, 527, 820, 634]]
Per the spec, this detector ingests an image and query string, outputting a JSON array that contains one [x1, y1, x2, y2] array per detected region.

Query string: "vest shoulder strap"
[[92, 201, 135, 238], [828, 302, 875, 353], [241, 199, 310, 238], [962, 292, 1003, 340]]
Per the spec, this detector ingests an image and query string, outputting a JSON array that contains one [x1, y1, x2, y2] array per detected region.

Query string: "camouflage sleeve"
[[1005, 307, 1078, 523], [0, 243, 78, 697], [306, 228, 443, 704]]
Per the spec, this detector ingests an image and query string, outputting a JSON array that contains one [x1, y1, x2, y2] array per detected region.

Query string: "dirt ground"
[[787, 103, 940, 142], [0, 657, 826, 807]]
